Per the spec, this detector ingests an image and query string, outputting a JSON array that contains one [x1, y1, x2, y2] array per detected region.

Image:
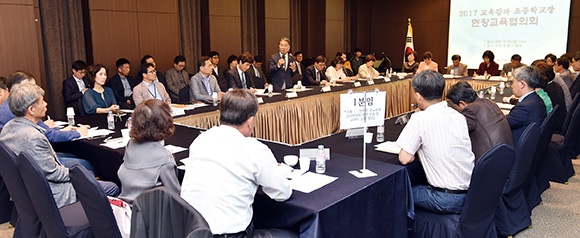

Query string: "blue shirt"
[[203, 75, 213, 95], [0, 100, 80, 142]]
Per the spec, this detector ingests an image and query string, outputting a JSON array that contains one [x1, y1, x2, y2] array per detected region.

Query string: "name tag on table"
[[257, 97, 264, 104], [367, 80, 374, 85], [353, 82, 362, 87], [321, 86, 331, 92], [299, 148, 330, 160], [286, 92, 298, 98], [384, 78, 391, 83]]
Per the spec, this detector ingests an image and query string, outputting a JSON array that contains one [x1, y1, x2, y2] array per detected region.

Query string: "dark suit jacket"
[[507, 92, 546, 145], [107, 74, 137, 109], [248, 65, 267, 89], [302, 65, 326, 86], [462, 98, 513, 162], [544, 81, 567, 133], [212, 67, 228, 93], [225, 67, 255, 90], [268, 53, 296, 91], [62, 76, 88, 116], [570, 74, 580, 100]]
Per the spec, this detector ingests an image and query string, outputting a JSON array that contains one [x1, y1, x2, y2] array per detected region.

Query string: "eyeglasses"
[[147, 70, 157, 74]]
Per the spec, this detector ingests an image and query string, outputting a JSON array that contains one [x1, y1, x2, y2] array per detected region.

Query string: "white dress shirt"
[[396, 101, 474, 190], [181, 125, 292, 234], [73, 76, 85, 92], [325, 66, 347, 82]]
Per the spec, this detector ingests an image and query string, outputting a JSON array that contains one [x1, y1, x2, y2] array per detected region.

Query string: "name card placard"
[[367, 80, 374, 85], [321, 86, 332, 92], [286, 92, 298, 98], [353, 82, 362, 87], [257, 97, 264, 104], [340, 91, 386, 129]]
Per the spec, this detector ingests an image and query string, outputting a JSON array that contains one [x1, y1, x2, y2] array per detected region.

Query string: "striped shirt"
[[396, 101, 475, 190]]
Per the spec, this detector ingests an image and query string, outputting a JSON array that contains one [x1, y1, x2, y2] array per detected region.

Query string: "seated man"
[[507, 66, 547, 145], [165, 55, 190, 102], [446, 81, 513, 162], [138, 55, 167, 89], [62, 60, 88, 116], [248, 55, 268, 89], [554, 57, 575, 88], [501, 54, 526, 76], [446, 54, 468, 76], [132, 63, 171, 106], [107, 58, 136, 109], [396, 70, 475, 214], [225, 52, 256, 91], [181, 89, 293, 237], [570, 51, 580, 99], [0, 83, 119, 208], [1, 71, 94, 172], [190, 56, 224, 103], [302, 55, 329, 86]]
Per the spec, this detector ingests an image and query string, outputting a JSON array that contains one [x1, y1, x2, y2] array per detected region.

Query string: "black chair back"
[[16, 152, 92, 237], [563, 102, 580, 157], [561, 92, 580, 134], [456, 144, 515, 237], [0, 142, 43, 238], [131, 187, 213, 238], [504, 123, 540, 193], [69, 165, 122, 238]]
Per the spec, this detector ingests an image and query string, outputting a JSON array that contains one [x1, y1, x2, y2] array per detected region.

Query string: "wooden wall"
[[88, 0, 179, 78], [325, 0, 345, 59], [264, 0, 291, 60], [208, 0, 242, 71], [0, 0, 42, 82]]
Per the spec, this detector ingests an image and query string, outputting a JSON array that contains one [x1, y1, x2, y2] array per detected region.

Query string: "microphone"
[[382, 52, 393, 73]]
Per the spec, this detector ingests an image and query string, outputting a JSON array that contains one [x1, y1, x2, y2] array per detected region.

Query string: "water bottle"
[[376, 125, 385, 142], [268, 84, 273, 97], [315, 145, 326, 174], [212, 92, 218, 106], [125, 116, 132, 130], [107, 111, 115, 130], [66, 107, 75, 126], [450, 68, 455, 76]]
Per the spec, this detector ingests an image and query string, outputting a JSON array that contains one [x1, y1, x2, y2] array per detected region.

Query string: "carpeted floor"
[[1, 160, 579, 238]]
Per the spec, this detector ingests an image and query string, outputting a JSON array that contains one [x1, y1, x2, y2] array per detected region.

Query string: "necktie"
[[316, 71, 320, 81], [255, 67, 260, 78], [241, 73, 247, 89], [282, 54, 287, 69]]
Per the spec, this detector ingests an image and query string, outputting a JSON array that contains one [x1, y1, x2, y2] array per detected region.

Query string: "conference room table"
[[51, 114, 413, 238], [49, 75, 506, 237]]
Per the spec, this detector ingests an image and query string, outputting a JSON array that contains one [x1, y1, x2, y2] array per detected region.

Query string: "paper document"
[[375, 141, 401, 154], [488, 76, 507, 81], [290, 172, 338, 193], [165, 145, 188, 154], [496, 102, 515, 110], [255, 89, 282, 96], [79, 128, 114, 140], [53, 121, 69, 128], [100, 137, 128, 149], [120, 109, 134, 114], [285, 88, 313, 92]]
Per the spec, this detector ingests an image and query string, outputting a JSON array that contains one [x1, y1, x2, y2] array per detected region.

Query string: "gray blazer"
[[165, 67, 190, 102], [189, 72, 222, 103], [0, 117, 76, 208], [118, 139, 180, 204]]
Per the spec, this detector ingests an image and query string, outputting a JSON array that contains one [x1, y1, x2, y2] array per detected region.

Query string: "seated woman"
[[117, 99, 180, 204], [83, 64, 119, 114], [326, 57, 358, 83], [357, 55, 380, 79], [402, 51, 419, 73], [416, 51, 438, 73], [475, 50, 500, 76]]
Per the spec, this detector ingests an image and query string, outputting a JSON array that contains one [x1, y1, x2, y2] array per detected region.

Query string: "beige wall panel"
[[0, 4, 41, 79], [326, 0, 344, 21], [137, 0, 177, 13], [209, 15, 242, 62], [89, 0, 136, 11], [325, 20, 345, 58], [90, 10, 140, 77], [264, 19, 290, 59], [137, 12, 179, 73], [264, 0, 289, 19], [0, 0, 32, 4], [209, 0, 240, 16]]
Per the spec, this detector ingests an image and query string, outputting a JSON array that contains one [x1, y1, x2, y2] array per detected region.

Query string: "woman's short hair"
[[8, 83, 44, 117], [364, 54, 376, 63], [533, 61, 555, 88], [423, 51, 433, 60], [130, 99, 175, 142], [86, 64, 107, 88], [482, 50, 495, 62], [0, 76, 7, 91], [219, 89, 258, 126], [330, 57, 345, 68]]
